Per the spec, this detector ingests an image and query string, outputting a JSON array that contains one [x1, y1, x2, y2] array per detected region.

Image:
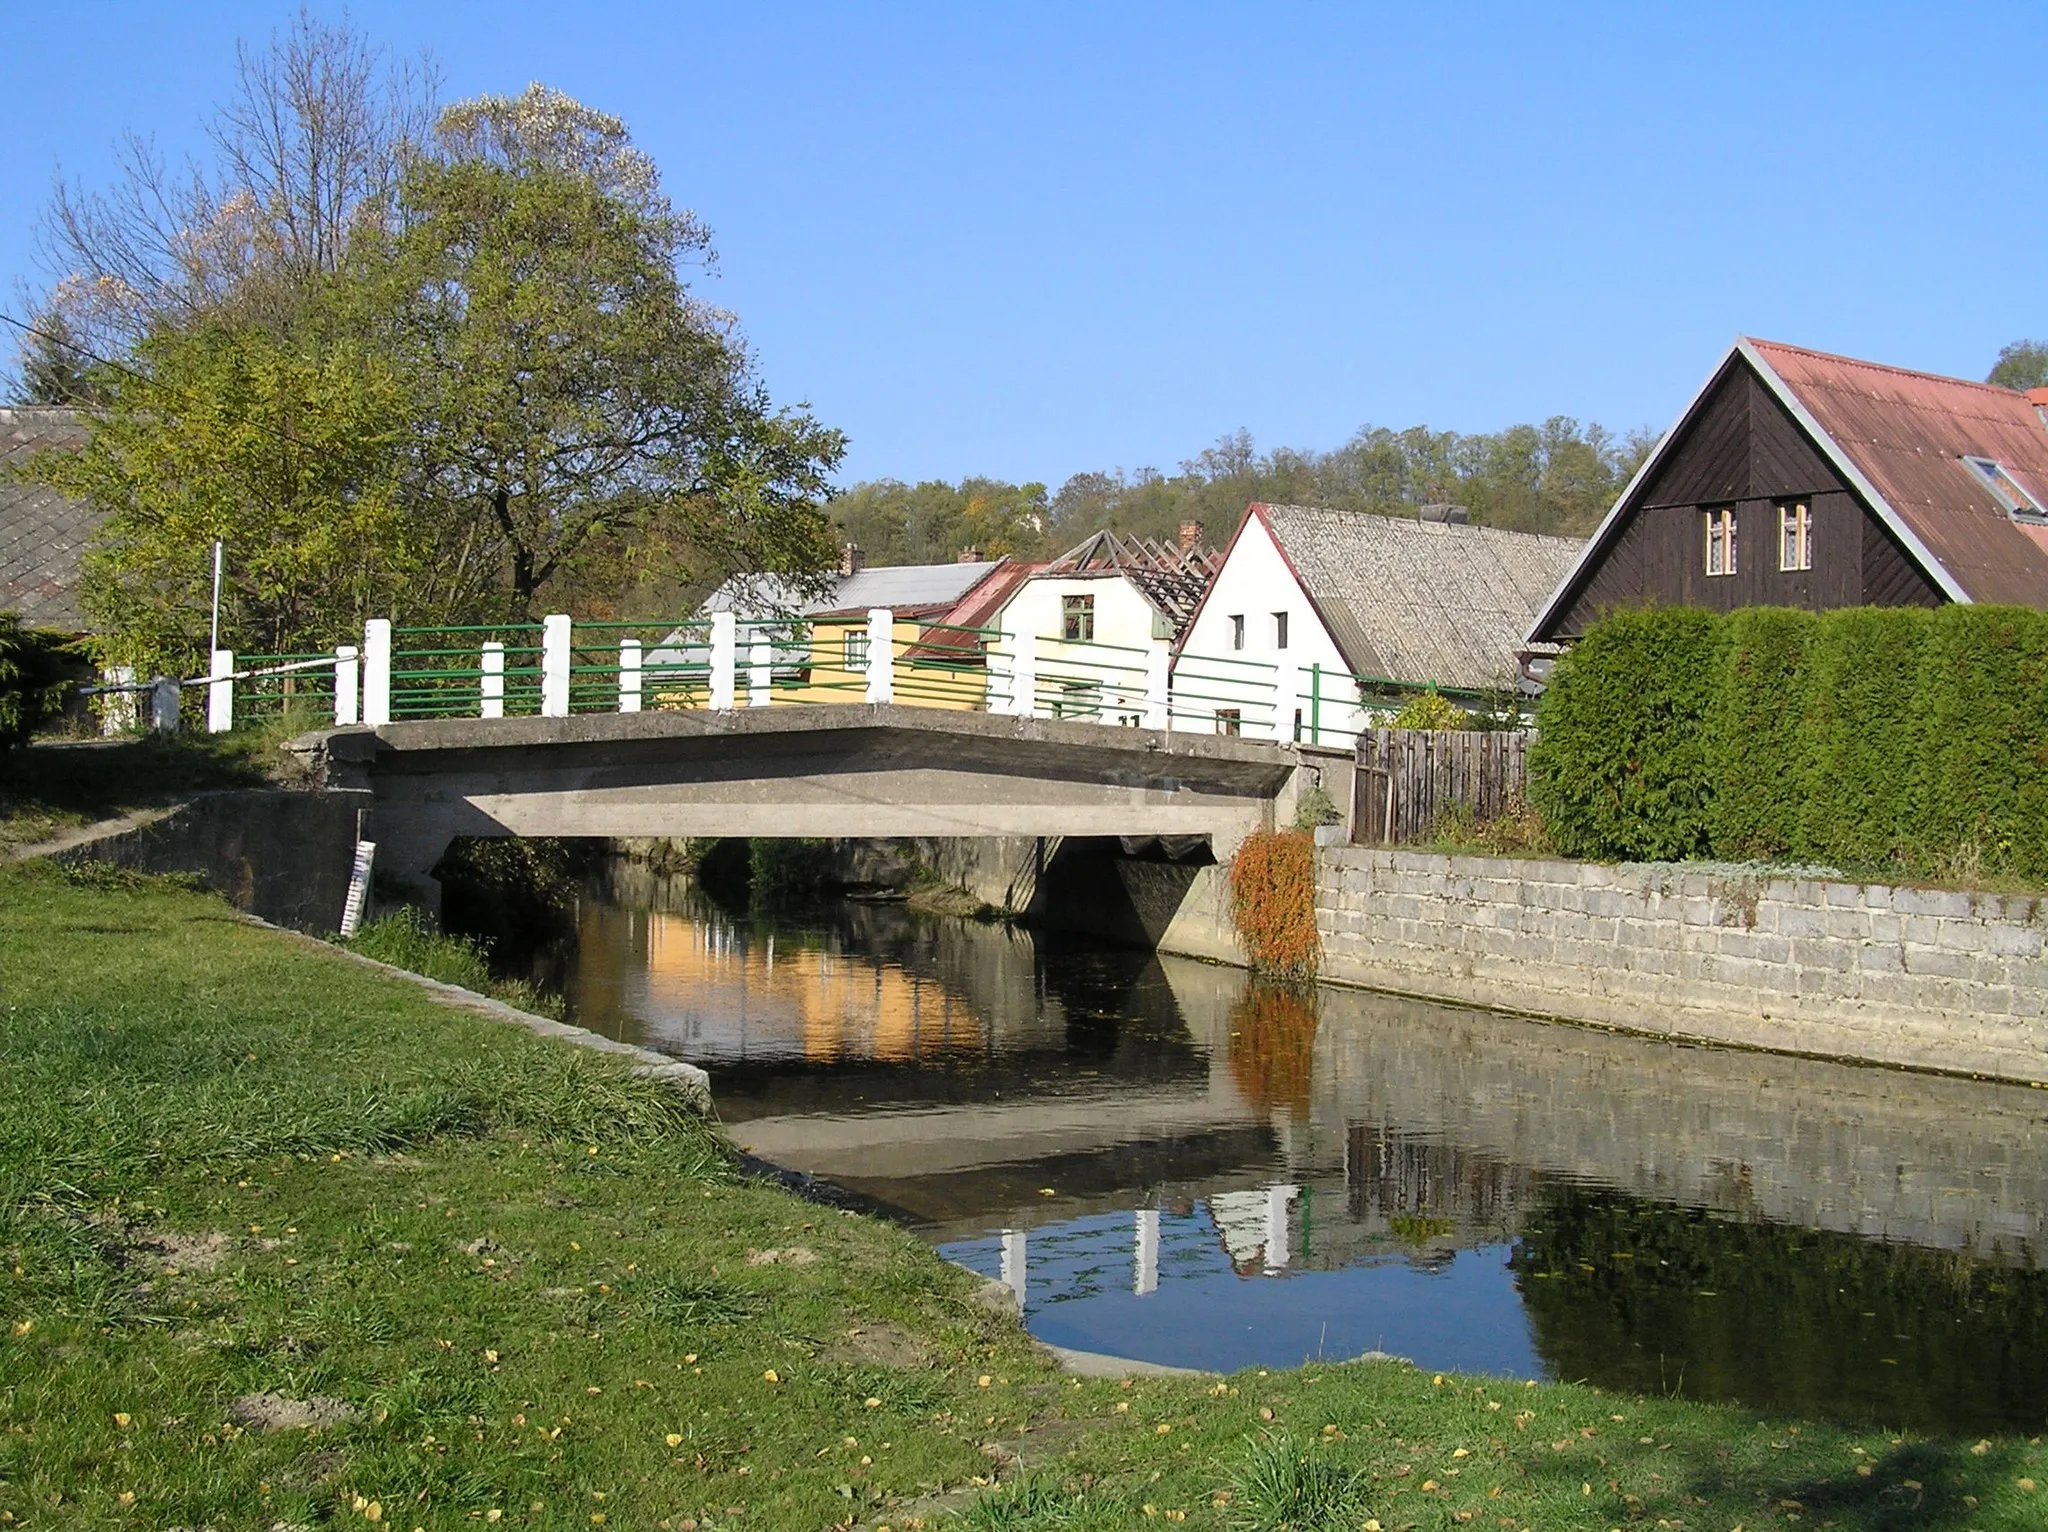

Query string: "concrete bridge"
[[299, 703, 1306, 907]]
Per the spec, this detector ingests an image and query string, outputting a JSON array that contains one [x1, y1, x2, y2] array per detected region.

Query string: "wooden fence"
[[1351, 727, 1529, 846]]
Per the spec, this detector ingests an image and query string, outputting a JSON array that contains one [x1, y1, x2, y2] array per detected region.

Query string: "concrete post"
[[1000, 1228, 1027, 1309], [149, 675, 180, 734], [334, 645, 360, 726], [748, 638, 772, 707], [709, 611, 738, 710], [541, 614, 572, 717], [362, 619, 392, 727], [617, 639, 643, 713], [865, 608, 894, 705], [1010, 630, 1036, 718], [101, 664, 136, 735], [207, 649, 234, 734], [1144, 641, 1170, 731], [480, 641, 505, 718]]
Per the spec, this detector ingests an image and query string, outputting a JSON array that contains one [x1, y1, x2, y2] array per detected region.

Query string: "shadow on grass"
[[0, 729, 289, 843]]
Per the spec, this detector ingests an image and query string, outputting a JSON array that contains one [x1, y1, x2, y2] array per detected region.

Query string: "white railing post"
[[541, 614, 572, 718], [864, 609, 894, 705], [709, 610, 738, 710], [480, 641, 505, 718], [1144, 641, 1170, 731], [1010, 631, 1037, 718], [748, 637, 772, 707], [618, 638, 643, 713], [207, 648, 234, 734], [362, 619, 392, 727], [334, 645, 360, 726]]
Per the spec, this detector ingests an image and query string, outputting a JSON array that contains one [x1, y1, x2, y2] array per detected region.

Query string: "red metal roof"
[[1746, 339, 2048, 607]]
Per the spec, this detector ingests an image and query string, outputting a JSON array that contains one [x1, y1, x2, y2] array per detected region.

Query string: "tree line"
[[834, 418, 1661, 566], [7, 14, 841, 674]]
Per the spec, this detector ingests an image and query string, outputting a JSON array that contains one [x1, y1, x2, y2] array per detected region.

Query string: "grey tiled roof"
[[1259, 504, 1582, 692], [0, 406, 98, 633], [703, 560, 1004, 619]]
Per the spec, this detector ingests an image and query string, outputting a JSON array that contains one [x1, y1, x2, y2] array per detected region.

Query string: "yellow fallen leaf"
[[1452, 1447, 1469, 1458], [1972, 1440, 1991, 1455], [666, 1433, 684, 1448], [684, 1353, 698, 1364], [1366, 1523, 1382, 1532], [865, 1397, 882, 1409], [1039, 1187, 1056, 1197], [11, 1321, 29, 1336], [977, 1375, 992, 1388], [762, 1369, 780, 1384], [113, 1413, 131, 1429], [486, 1514, 502, 1524], [1156, 1423, 1172, 1435], [1422, 1480, 1438, 1492], [117, 1492, 135, 1507], [1116, 1402, 1131, 1413], [365, 1503, 383, 1523], [2019, 1477, 2038, 1492], [1581, 1482, 1591, 1495], [484, 1350, 499, 1364]]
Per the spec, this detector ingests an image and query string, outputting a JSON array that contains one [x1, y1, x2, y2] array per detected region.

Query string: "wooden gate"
[[1351, 728, 1529, 846]]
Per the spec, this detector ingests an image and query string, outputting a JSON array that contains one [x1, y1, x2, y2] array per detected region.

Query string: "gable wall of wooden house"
[[1546, 362, 1944, 638]]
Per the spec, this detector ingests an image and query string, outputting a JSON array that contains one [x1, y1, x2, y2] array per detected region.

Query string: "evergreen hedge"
[[1526, 607, 1725, 862], [0, 614, 78, 753], [1705, 606, 1814, 861], [1529, 602, 2048, 883]]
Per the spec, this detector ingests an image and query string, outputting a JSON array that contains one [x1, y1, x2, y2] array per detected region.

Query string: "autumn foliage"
[[1227, 829, 1319, 979], [1227, 984, 1321, 1116]]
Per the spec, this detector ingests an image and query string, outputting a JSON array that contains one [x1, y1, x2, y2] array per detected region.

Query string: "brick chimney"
[[2029, 387, 2048, 429], [956, 546, 981, 563], [839, 542, 864, 576], [1177, 520, 1202, 554]]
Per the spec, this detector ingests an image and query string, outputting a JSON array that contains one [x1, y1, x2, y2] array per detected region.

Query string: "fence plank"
[[1349, 727, 1531, 846]]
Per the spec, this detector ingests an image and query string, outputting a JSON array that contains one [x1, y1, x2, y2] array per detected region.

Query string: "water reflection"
[[545, 866, 2048, 1432]]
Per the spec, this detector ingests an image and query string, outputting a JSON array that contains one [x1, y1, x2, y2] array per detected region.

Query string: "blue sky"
[[3, 3, 2042, 488]]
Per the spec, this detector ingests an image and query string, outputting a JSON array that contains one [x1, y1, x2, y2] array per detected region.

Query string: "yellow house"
[[658, 549, 1029, 712]]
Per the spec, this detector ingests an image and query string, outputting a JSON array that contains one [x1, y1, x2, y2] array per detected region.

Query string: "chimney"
[[956, 546, 981, 563], [1177, 520, 1202, 554], [2029, 388, 2048, 430], [839, 542, 864, 576]]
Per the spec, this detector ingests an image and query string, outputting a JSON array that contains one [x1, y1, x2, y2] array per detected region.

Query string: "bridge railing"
[[212, 609, 1334, 744]]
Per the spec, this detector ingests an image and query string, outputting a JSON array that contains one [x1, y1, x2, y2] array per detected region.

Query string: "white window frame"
[[1705, 507, 1737, 577], [1778, 500, 1812, 572], [843, 630, 869, 670]]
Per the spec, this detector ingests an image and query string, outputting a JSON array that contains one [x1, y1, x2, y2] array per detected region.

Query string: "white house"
[[1176, 503, 1583, 742], [991, 528, 1220, 722]]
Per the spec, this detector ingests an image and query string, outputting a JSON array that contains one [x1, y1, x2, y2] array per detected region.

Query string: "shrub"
[[1793, 606, 1930, 868], [1228, 829, 1318, 979], [1705, 606, 1816, 860], [0, 614, 80, 752], [1528, 607, 1725, 861], [1910, 604, 2048, 881], [1226, 984, 1320, 1116], [1390, 686, 1469, 731]]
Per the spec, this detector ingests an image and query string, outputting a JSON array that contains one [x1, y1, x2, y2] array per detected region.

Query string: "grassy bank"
[[1, 860, 2042, 1530], [0, 730, 294, 851]]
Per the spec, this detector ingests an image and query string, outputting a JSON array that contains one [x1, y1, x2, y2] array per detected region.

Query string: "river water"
[[534, 865, 2048, 1435]]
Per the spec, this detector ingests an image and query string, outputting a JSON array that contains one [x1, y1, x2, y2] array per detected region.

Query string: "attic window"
[[1961, 456, 2048, 522]]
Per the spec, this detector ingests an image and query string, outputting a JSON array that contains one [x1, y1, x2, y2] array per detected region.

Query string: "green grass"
[[2, 858, 2045, 1530], [0, 726, 300, 850], [343, 907, 565, 1019]]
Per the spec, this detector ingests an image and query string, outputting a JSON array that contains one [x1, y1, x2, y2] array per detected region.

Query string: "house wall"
[[1177, 511, 1364, 744], [649, 619, 989, 711], [1544, 361, 1946, 639], [996, 574, 1161, 721]]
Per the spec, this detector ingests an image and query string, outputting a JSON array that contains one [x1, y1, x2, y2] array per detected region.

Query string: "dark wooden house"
[[1527, 339, 2048, 643]]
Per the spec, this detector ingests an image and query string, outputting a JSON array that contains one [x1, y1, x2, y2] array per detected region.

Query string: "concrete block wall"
[[1313, 848, 2048, 1084]]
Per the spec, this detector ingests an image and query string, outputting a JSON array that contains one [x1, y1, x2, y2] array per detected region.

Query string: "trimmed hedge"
[[1706, 606, 1814, 861], [1526, 607, 1726, 861], [1530, 602, 2048, 883]]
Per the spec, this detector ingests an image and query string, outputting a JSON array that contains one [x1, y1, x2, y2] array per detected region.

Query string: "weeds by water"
[[342, 905, 564, 1018]]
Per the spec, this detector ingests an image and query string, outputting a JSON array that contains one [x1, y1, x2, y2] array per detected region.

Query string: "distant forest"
[[834, 417, 1660, 564]]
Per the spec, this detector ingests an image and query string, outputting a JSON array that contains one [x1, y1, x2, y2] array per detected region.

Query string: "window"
[[1274, 612, 1290, 649], [1230, 614, 1245, 651], [1062, 593, 1095, 642], [1778, 500, 1812, 571], [843, 630, 869, 669], [1054, 680, 1100, 719], [1961, 455, 2047, 521], [1704, 507, 1737, 576], [1215, 708, 1242, 736]]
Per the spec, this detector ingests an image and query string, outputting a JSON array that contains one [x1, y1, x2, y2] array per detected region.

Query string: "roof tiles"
[[0, 406, 98, 632]]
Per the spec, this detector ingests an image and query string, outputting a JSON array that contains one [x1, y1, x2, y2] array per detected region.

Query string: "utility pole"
[[209, 539, 224, 653]]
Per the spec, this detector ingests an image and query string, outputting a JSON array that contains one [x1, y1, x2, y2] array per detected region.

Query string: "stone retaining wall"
[[1312, 848, 2048, 1083]]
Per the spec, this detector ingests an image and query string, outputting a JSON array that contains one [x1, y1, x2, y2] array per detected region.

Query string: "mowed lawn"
[[1, 858, 2042, 1531]]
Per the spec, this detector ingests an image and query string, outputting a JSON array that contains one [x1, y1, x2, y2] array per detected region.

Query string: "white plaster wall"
[[1177, 512, 1368, 743], [996, 574, 1161, 721]]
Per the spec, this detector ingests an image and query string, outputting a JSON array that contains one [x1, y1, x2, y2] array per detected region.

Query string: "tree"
[[29, 315, 415, 674], [353, 86, 842, 618], [30, 7, 435, 359], [9, 307, 104, 405], [1988, 339, 2048, 392]]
